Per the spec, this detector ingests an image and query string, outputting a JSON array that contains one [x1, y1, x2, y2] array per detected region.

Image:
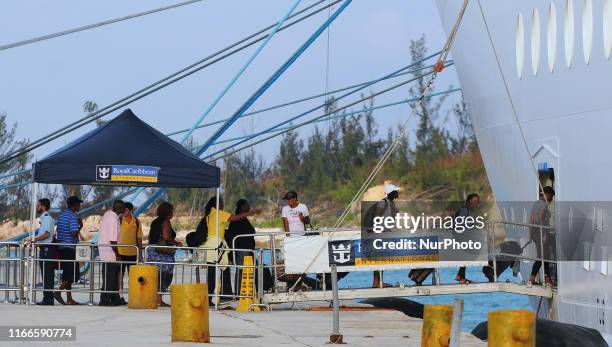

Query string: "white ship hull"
[[437, 0, 612, 341]]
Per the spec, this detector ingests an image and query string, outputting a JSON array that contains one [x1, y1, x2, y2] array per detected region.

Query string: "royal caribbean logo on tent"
[[96, 165, 159, 183]]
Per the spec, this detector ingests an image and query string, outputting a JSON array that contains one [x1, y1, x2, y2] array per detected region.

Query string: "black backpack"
[[362, 198, 390, 233], [186, 216, 208, 248]]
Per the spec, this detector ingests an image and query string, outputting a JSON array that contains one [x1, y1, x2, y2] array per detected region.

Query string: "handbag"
[[156, 239, 176, 255]]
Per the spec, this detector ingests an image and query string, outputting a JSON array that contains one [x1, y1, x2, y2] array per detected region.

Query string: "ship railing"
[[486, 220, 556, 285], [0, 241, 25, 303]]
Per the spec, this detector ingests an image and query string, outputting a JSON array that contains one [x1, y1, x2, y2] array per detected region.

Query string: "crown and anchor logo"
[[96, 166, 112, 181], [331, 243, 351, 264]]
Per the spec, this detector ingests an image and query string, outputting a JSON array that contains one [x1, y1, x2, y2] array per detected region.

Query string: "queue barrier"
[[0, 242, 25, 303], [0, 221, 556, 307]]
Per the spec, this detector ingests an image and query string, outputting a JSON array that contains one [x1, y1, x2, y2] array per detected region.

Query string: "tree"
[[0, 112, 32, 219], [276, 129, 303, 191]]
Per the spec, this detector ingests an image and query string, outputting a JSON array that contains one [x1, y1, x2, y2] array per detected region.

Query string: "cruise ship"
[[437, 0, 612, 343]]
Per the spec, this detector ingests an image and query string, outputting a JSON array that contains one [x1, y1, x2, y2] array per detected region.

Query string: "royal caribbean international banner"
[[96, 165, 160, 183]]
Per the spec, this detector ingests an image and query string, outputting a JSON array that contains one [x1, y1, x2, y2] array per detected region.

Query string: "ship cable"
[[287, 0, 470, 292], [133, 0, 354, 216], [475, 0, 549, 202], [204, 53, 442, 160], [0, 0, 204, 52], [0, 60, 447, 188], [334, 0, 470, 229], [165, 57, 443, 137], [0, 0, 340, 166], [125, 0, 304, 204]]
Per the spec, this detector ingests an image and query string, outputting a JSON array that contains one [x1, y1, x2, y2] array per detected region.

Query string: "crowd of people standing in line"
[[27, 183, 555, 306]]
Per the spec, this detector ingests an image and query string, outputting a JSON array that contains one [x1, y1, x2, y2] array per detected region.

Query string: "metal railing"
[[142, 244, 258, 309], [486, 220, 556, 285], [0, 241, 24, 303], [25, 242, 139, 305], [0, 220, 555, 308]]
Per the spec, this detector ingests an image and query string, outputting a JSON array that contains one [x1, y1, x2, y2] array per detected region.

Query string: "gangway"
[[263, 282, 555, 304]]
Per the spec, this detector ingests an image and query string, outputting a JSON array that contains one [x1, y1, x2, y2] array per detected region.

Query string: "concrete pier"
[[0, 303, 485, 346]]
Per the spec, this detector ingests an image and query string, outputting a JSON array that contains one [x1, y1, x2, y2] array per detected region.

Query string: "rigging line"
[[0, 180, 32, 190], [334, 0, 469, 229], [134, 0, 354, 216], [285, 72, 441, 293], [204, 53, 442, 160], [205, 68, 442, 163], [0, 0, 337, 166], [324, 0, 332, 126], [292, 1, 471, 287], [206, 87, 460, 147], [127, 0, 304, 204], [165, 57, 446, 137], [0, 0, 204, 52], [177, 0, 303, 145], [0, 169, 32, 180], [475, 0, 548, 200]]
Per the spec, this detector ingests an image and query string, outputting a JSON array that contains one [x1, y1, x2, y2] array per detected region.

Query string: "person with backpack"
[[200, 197, 261, 303], [117, 202, 142, 303], [454, 193, 480, 284], [226, 199, 256, 296], [371, 184, 400, 288]]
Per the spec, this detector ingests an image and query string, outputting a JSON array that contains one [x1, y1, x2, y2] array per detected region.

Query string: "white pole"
[[214, 187, 220, 310], [449, 298, 464, 347], [28, 180, 38, 305]]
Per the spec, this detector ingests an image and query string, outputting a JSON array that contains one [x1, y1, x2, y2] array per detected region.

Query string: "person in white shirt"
[[30, 198, 56, 305], [98, 200, 125, 306], [281, 191, 310, 236]]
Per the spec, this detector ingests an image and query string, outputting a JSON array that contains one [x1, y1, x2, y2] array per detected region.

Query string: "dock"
[[0, 302, 485, 346]]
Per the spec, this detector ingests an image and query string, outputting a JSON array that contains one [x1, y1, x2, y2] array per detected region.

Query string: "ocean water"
[[257, 250, 531, 332], [340, 267, 531, 332]]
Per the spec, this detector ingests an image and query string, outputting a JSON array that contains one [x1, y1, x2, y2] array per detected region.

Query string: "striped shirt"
[[56, 209, 81, 247]]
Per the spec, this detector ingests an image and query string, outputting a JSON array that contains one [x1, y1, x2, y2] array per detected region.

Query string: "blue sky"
[[0, 0, 461, 164]]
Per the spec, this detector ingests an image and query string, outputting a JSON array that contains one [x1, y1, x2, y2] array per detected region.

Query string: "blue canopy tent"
[[33, 109, 220, 188], [24, 109, 221, 304]]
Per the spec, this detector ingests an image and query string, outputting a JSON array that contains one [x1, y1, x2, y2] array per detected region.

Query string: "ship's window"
[[532, 8, 541, 76], [548, 3, 558, 72], [565, 0, 575, 68], [601, 247, 608, 276], [583, 0, 593, 64], [517, 13, 525, 78], [604, 0, 612, 59]]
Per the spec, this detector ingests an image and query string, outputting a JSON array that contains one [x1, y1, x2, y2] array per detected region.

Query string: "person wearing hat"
[[54, 195, 84, 305], [281, 191, 310, 236], [529, 186, 555, 285], [372, 184, 400, 287]]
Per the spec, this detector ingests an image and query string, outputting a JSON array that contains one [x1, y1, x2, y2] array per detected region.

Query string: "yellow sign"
[[236, 256, 260, 312]]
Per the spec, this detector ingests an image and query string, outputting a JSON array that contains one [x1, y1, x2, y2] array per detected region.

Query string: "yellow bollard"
[[488, 310, 535, 347], [171, 283, 210, 343], [236, 256, 260, 312], [422, 304, 453, 347], [128, 265, 159, 309]]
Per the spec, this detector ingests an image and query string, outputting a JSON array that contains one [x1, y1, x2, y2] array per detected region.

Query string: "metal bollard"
[[488, 310, 535, 347], [329, 265, 343, 344], [171, 283, 210, 343], [422, 304, 453, 347], [128, 265, 159, 309]]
